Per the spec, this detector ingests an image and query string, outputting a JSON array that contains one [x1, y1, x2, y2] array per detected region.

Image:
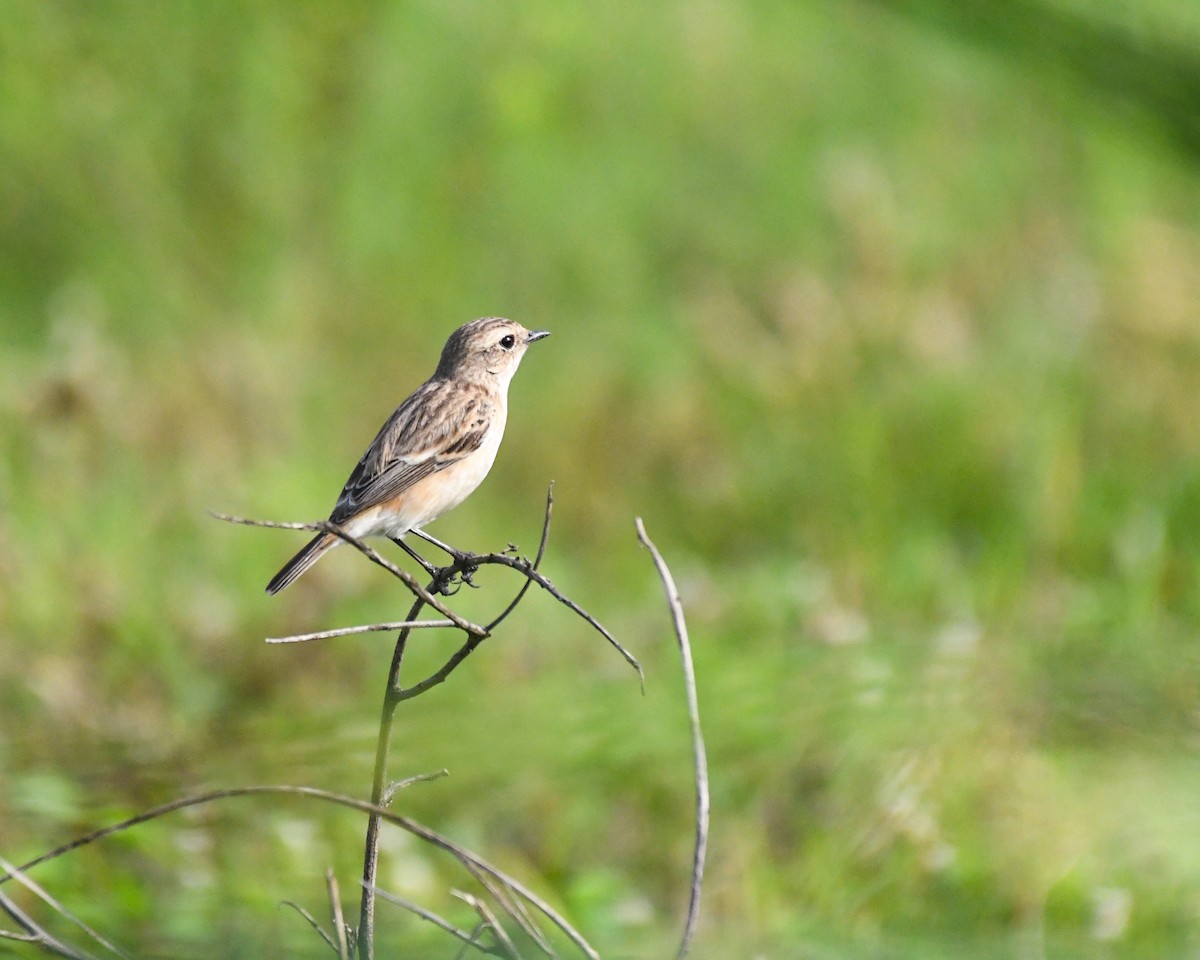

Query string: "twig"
[[216, 491, 629, 959], [328, 870, 351, 960], [267, 620, 455, 644], [484, 484, 555, 632], [213, 500, 640, 679], [358, 598, 420, 958], [454, 550, 643, 683], [380, 768, 449, 807], [210, 512, 486, 636], [366, 885, 502, 956], [635, 519, 709, 960]]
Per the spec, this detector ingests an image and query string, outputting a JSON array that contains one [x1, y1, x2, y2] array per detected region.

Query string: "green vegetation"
[[3, 1, 1200, 956]]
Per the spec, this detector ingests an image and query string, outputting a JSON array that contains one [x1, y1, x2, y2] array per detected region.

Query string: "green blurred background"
[[3, 1, 1200, 956]]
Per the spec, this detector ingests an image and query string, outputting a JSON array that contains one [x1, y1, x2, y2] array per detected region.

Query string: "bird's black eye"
[[499, 334, 516, 349]]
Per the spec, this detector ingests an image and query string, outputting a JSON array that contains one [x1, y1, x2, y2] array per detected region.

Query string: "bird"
[[266, 317, 550, 595]]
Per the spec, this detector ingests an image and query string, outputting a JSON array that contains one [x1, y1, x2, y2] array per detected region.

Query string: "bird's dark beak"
[[526, 330, 550, 343]]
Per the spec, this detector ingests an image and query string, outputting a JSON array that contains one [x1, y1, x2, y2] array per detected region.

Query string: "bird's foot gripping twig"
[[406, 529, 483, 595], [426, 552, 481, 596]]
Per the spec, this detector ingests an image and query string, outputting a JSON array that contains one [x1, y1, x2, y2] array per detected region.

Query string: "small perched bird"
[[266, 317, 550, 594]]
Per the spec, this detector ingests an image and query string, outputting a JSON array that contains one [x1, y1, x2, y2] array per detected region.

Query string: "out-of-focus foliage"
[[2, 1, 1200, 956]]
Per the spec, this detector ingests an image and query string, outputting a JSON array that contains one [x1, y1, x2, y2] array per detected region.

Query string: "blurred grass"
[[3, 0, 1200, 956]]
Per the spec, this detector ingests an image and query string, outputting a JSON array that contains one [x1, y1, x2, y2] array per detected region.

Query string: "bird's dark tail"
[[266, 532, 336, 595]]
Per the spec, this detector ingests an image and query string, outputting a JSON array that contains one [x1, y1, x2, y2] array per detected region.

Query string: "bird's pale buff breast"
[[346, 401, 508, 540]]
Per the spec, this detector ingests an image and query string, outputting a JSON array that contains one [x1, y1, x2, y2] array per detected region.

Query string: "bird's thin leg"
[[389, 537, 440, 579], [410, 527, 468, 561], [410, 527, 481, 590]]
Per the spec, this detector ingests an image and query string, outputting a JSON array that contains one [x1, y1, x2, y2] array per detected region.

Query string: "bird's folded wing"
[[330, 381, 491, 521]]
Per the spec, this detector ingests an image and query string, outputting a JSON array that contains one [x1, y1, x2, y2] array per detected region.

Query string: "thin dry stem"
[[636, 518, 709, 960], [380, 768, 449, 807], [210, 512, 485, 635], [267, 620, 455, 644], [327, 870, 351, 960]]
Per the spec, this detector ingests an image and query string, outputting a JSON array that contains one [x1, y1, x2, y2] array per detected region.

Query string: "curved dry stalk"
[[2, 785, 599, 960], [635, 519, 709, 960]]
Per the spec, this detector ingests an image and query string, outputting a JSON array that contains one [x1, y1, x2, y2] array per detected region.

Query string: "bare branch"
[[452, 549, 642, 683], [266, 620, 455, 645], [314, 522, 487, 635], [635, 518, 709, 960], [484, 484, 555, 633], [209, 512, 486, 636], [393, 632, 486, 702], [208, 512, 315, 531], [215, 497, 638, 678], [218, 491, 627, 959]]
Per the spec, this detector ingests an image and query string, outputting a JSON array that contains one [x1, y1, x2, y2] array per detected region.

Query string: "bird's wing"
[[330, 380, 492, 522]]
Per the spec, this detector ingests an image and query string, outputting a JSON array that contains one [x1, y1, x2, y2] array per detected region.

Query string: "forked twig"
[[214, 490, 639, 960], [484, 484, 556, 633], [636, 519, 709, 960], [212, 498, 642, 681]]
